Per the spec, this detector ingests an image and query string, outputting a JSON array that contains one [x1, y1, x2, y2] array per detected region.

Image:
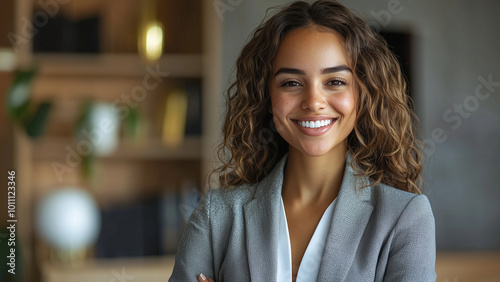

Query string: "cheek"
[[271, 95, 293, 119], [271, 94, 296, 135], [332, 92, 357, 116]]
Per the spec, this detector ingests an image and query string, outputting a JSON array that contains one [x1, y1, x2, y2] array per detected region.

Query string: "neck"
[[282, 142, 347, 206]]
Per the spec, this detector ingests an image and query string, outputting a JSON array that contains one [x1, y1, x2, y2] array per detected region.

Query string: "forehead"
[[273, 25, 349, 70]]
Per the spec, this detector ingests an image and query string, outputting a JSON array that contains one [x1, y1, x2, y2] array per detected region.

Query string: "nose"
[[301, 85, 327, 112]]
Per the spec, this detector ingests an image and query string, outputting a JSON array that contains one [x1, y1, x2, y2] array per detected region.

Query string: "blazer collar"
[[243, 152, 373, 281], [243, 154, 287, 281], [317, 153, 374, 281]]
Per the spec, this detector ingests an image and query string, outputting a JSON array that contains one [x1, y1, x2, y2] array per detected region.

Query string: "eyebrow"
[[273, 68, 305, 77], [321, 65, 352, 74], [273, 65, 352, 77]]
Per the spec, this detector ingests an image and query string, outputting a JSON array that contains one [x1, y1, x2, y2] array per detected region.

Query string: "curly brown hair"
[[213, 0, 423, 193]]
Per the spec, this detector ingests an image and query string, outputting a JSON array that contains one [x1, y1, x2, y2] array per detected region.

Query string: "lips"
[[292, 117, 337, 136], [295, 119, 333, 129]]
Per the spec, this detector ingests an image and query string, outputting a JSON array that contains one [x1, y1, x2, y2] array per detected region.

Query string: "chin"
[[297, 144, 335, 157]]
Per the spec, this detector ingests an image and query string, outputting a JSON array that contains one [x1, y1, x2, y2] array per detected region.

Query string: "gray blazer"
[[170, 154, 436, 281]]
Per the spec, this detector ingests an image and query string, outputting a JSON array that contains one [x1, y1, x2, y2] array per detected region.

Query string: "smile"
[[295, 119, 335, 129]]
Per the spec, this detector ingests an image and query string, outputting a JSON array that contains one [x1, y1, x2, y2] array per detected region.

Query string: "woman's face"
[[269, 25, 358, 157]]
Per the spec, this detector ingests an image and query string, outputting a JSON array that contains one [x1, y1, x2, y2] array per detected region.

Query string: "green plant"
[[6, 69, 52, 139]]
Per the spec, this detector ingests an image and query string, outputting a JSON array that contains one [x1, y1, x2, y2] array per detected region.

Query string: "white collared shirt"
[[277, 197, 336, 282]]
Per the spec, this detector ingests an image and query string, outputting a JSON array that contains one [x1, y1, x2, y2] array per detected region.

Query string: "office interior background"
[[0, 0, 499, 281]]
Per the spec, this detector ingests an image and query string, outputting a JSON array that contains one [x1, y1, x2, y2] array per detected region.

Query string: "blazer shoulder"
[[206, 182, 259, 210], [375, 185, 436, 281], [370, 182, 433, 217]]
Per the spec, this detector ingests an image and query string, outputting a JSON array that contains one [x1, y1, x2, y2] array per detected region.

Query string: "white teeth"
[[298, 119, 333, 129]]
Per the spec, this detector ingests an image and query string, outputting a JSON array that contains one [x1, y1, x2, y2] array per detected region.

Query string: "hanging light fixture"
[[138, 0, 163, 62]]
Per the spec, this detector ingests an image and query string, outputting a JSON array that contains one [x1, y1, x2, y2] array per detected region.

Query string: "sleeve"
[[169, 190, 215, 281], [383, 194, 437, 282]]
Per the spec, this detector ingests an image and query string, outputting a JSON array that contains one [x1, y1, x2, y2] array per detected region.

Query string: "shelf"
[[33, 53, 202, 78], [41, 256, 175, 282], [109, 137, 201, 160], [32, 136, 202, 161], [30, 53, 202, 101]]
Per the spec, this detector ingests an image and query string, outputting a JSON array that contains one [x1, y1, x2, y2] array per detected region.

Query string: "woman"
[[170, 0, 436, 281]]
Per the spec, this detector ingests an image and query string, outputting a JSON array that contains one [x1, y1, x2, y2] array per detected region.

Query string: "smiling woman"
[[270, 26, 357, 158], [170, 1, 435, 281]]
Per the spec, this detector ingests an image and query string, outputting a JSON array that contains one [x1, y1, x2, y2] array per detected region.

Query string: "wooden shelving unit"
[[11, 0, 222, 281]]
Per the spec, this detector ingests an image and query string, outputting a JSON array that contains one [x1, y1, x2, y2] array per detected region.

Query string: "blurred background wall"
[[218, 0, 500, 251]]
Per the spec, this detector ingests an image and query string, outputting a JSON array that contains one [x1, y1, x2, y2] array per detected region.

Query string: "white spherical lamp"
[[36, 188, 101, 252]]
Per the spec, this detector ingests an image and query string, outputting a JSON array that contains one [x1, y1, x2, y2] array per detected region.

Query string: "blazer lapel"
[[317, 154, 374, 281], [243, 155, 287, 282]]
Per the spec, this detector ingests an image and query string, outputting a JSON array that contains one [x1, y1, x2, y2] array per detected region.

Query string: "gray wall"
[[217, 0, 500, 250]]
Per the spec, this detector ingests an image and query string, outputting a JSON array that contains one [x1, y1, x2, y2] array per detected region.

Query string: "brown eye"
[[327, 79, 346, 86], [281, 80, 302, 87]]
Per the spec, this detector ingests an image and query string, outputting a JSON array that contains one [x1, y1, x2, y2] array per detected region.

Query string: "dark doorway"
[[380, 31, 414, 108]]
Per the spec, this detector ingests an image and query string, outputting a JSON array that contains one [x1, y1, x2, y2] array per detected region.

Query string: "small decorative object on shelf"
[[35, 187, 101, 265], [162, 88, 188, 148], [76, 102, 121, 156]]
